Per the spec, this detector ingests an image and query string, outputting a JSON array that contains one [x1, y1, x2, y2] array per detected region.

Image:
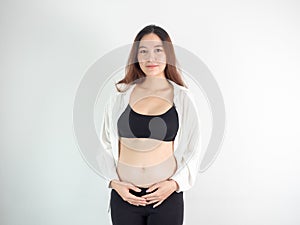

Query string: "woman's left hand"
[[142, 179, 179, 208]]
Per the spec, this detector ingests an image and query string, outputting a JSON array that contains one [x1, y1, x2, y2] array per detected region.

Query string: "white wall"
[[1, 0, 299, 225]]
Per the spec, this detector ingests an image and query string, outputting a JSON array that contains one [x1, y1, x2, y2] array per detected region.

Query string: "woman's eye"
[[155, 48, 163, 53], [139, 50, 147, 54]]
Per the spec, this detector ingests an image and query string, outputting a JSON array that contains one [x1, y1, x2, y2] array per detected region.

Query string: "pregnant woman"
[[99, 24, 202, 225]]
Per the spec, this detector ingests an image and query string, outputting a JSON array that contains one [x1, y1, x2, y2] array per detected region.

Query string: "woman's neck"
[[138, 76, 171, 91]]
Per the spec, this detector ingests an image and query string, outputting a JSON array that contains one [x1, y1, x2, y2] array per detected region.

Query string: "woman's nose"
[[146, 51, 156, 61]]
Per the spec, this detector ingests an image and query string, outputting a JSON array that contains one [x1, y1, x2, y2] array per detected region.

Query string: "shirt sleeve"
[[97, 94, 120, 189], [169, 90, 202, 193]]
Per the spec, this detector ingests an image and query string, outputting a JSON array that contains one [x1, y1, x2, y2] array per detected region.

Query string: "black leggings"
[[110, 187, 184, 225]]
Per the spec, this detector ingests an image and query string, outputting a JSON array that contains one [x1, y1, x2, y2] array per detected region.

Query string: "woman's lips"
[[146, 65, 158, 68]]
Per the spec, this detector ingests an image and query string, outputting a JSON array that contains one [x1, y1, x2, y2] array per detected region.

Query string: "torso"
[[117, 82, 178, 187]]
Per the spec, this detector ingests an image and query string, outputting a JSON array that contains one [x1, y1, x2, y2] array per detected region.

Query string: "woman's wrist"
[[168, 179, 179, 191], [109, 179, 117, 189]]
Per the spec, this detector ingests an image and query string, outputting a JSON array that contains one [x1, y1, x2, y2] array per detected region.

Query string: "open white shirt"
[[98, 79, 203, 214]]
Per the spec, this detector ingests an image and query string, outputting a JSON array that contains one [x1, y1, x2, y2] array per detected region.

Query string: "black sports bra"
[[117, 103, 179, 141]]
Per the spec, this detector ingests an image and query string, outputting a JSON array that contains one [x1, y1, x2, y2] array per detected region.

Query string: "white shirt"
[[98, 79, 203, 214]]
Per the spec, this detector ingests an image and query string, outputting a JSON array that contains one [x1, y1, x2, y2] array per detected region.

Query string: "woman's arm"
[[98, 94, 120, 188], [169, 91, 202, 193]]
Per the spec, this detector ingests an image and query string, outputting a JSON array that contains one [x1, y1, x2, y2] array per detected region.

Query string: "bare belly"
[[117, 137, 177, 187]]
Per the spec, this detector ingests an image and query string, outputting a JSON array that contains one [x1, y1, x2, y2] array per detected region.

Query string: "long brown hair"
[[115, 24, 187, 92]]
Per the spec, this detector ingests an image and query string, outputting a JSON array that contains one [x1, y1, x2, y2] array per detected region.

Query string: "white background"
[[1, 0, 299, 225]]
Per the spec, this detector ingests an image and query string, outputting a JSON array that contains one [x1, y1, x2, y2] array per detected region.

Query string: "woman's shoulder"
[[106, 84, 132, 106], [175, 85, 195, 100]]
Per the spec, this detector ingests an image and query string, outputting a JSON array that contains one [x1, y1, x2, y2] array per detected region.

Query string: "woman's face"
[[137, 33, 167, 78]]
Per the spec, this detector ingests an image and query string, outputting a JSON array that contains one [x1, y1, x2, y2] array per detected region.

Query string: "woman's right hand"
[[110, 180, 147, 206]]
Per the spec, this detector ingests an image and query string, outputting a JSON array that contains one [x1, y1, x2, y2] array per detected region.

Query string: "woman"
[[99, 24, 202, 225]]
